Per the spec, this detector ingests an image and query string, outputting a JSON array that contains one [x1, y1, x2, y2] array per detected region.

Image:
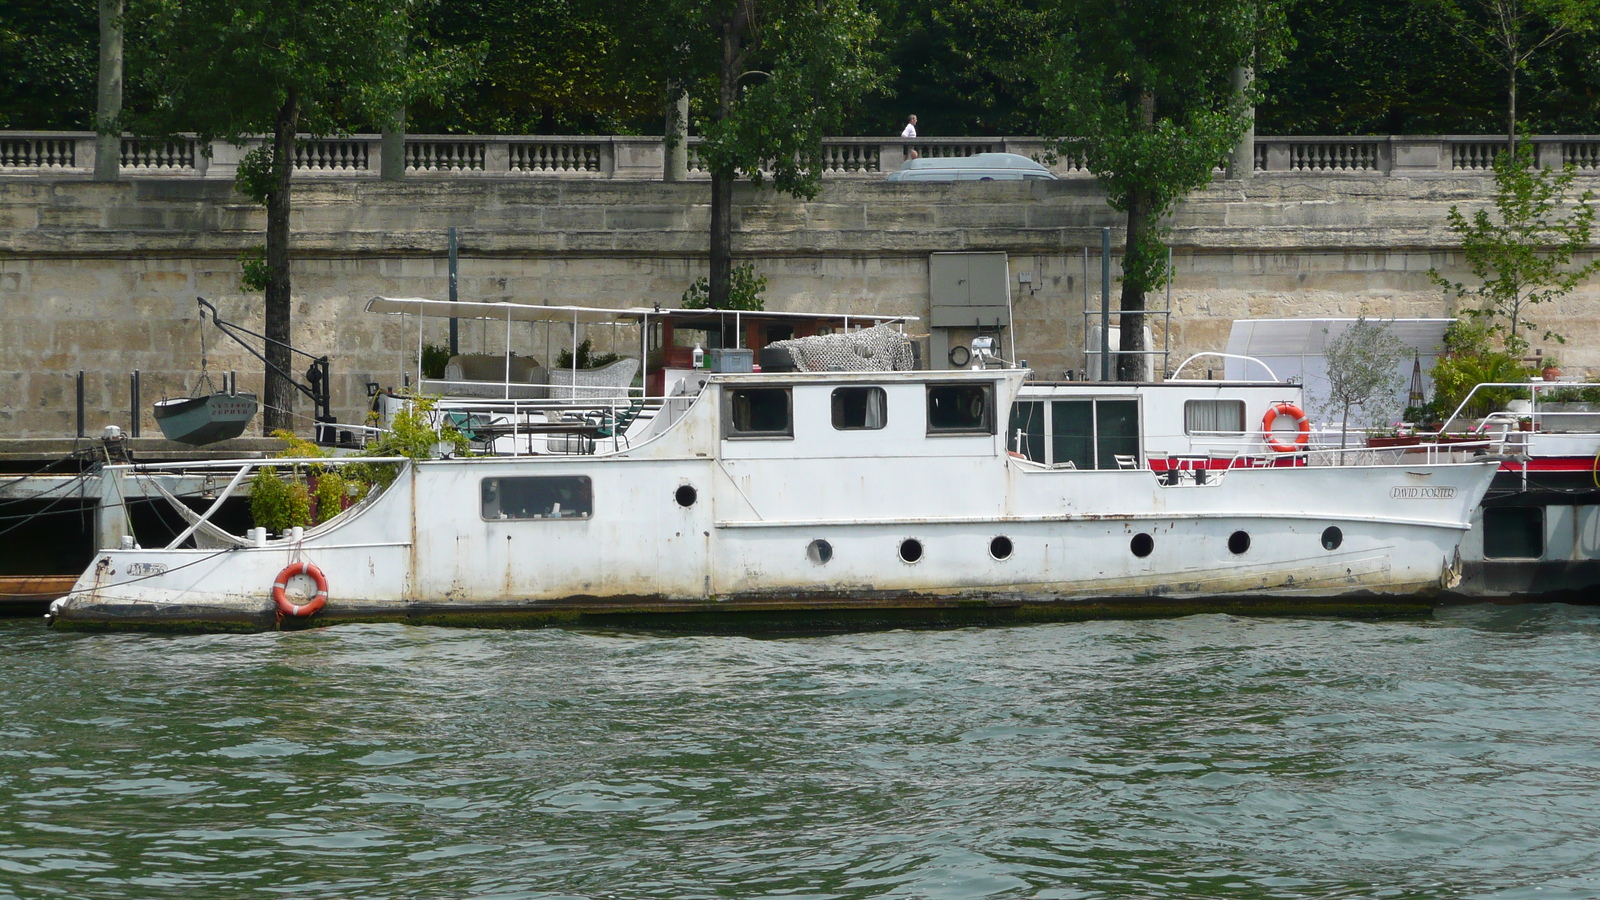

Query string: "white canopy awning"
[[365, 296, 918, 326]]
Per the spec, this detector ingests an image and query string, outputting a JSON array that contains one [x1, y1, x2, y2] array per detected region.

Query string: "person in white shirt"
[[901, 115, 918, 159]]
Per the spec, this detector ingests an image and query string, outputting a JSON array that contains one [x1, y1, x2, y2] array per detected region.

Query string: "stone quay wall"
[[2, 173, 1598, 439]]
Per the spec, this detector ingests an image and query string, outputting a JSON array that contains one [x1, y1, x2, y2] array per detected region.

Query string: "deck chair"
[[1114, 454, 1139, 470], [591, 399, 647, 449], [445, 411, 503, 451]]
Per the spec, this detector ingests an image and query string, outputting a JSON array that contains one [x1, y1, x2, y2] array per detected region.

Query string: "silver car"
[[885, 152, 1059, 182]]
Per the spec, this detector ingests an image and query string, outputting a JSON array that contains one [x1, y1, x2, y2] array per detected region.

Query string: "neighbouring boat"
[[152, 391, 259, 445], [49, 301, 1501, 632], [1418, 381, 1600, 600]]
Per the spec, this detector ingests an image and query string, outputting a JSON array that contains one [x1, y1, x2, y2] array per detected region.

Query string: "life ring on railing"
[[1262, 403, 1312, 453], [272, 561, 328, 617]]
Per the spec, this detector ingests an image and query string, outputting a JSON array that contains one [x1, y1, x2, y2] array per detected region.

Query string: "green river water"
[[2, 606, 1599, 899]]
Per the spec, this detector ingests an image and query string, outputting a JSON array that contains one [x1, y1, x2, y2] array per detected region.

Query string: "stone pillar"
[[381, 108, 406, 181], [93, 0, 123, 182], [664, 90, 689, 182], [1228, 64, 1255, 180]]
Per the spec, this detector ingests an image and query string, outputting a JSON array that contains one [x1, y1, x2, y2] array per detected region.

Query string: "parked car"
[[885, 152, 1059, 182]]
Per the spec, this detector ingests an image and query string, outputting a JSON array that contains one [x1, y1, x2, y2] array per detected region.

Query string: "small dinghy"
[[153, 390, 259, 445], [155, 318, 259, 445]]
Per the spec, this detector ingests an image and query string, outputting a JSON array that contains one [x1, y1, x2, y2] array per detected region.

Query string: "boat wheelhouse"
[[49, 302, 1501, 631]]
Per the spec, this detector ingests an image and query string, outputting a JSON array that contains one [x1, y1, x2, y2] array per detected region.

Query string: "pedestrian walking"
[[901, 114, 919, 159]]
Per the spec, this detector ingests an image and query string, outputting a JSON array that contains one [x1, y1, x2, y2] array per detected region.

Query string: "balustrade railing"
[[0, 136, 76, 168], [407, 140, 485, 172], [1450, 141, 1503, 171], [296, 139, 371, 172], [3, 131, 1598, 181], [120, 137, 196, 171], [1565, 140, 1600, 170]]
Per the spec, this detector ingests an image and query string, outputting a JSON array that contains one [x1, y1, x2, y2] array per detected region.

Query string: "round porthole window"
[[675, 484, 697, 507], [1228, 530, 1251, 555], [1130, 533, 1154, 558], [899, 538, 924, 563], [1321, 526, 1343, 551], [807, 539, 833, 565], [990, 535, 1013, 560]]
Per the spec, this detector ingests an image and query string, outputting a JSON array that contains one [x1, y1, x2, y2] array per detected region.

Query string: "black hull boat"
[[153, 392, 259, 445]]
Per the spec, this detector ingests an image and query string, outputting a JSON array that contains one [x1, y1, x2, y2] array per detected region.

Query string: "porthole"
[[675, 484, 697, 507], [899, 538, 924, 563], [1228, 530, 1251, 555], [807, 539, 833, 565], [990, 535, 1013, 560], [1321, 526, 1343, 551], [1130, 533, 1154, 558]]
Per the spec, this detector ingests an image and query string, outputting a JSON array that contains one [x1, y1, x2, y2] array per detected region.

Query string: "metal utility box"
[[929, 252, 1012, 369], [710, 348, 754, 373], [929, 252, 1010, 327]]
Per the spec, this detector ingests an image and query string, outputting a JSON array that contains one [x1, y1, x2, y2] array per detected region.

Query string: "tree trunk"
[[708, 1, 754, 309], [709, 169, 733, 307], [93, 0, 122, 183], [1507, 62, 1517, 157], [262, 91, 299, 434], [1117, 193, 1150, 382], [1116, 89, 1157, 382]]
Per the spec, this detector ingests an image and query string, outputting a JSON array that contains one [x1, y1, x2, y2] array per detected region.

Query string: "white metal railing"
[[6, 132, 1600, 180]]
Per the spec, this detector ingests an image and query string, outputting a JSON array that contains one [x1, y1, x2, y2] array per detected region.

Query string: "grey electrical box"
[[710, 348, 753, 373], [929, 252, 1009, 328]]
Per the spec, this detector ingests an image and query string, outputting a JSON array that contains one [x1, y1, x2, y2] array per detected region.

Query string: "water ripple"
[[3, 607, 1600, 898]]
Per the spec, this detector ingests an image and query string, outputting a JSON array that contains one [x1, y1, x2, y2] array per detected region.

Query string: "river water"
[[3, 606, 1599, 899]]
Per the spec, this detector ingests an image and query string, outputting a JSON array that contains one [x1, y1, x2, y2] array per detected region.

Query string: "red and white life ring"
[[1262, 403, 1311, 453], [272, 561, 328, 617]]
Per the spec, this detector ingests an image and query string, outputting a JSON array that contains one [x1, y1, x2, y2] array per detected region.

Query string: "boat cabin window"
[[725, 387, 793, 438], [1007, 398, 1140, 469], [481, 476, 593, 520], [832, 387, 888, 430], [927, 383, 994, 435], [1483, 506, 1544, 559], [1184, 399, 1247, 434]]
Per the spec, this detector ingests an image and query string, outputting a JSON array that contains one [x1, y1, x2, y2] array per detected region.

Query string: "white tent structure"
[[1225, 318, 1454, 422]]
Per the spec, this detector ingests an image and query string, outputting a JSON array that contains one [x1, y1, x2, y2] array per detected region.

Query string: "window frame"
[[1006, 395, 1142, 469], [831, 386, 889, 431], [926, 382, 996, 436], [1483, 505, 1545, 559], [1183, 399, 1248, 436], [722, 385, 794, 440], [480, 475, 594, 521]]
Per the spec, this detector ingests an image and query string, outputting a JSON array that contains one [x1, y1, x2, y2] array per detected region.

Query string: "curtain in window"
[[864, 388, 886, 429]]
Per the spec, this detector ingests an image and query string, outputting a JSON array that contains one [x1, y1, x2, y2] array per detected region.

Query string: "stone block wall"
[[1, 175, 1596, 438]]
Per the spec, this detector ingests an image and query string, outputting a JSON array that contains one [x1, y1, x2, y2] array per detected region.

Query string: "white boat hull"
[[51, 454, 1496, 630]]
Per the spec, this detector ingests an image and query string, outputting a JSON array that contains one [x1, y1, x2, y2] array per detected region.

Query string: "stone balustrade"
[[5, 132, 1598, 181]]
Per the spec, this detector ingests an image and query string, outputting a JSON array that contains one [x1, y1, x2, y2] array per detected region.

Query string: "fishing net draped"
[[766, 324, 916, 372]]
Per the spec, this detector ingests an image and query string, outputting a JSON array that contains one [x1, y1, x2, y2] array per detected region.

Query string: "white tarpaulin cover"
[[1225, 318, 1454, 420]]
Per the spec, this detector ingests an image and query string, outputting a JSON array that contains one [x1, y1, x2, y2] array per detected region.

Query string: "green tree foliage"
[[846, 0, 1050, 136], [408, 0, 662, 134], [1429, 319, 1531, 418], [640, 0, 883, 308], [131, 0, 474, 433], [681, 262, 767, 310], [1259, 0, 1499, 134], [0, 0, 96, 129], [1429, 144, 1600, 356], [1037, 0, 1290, 380], [1320, 316, 1408, 449], [1421, 0, 1600, 151]]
